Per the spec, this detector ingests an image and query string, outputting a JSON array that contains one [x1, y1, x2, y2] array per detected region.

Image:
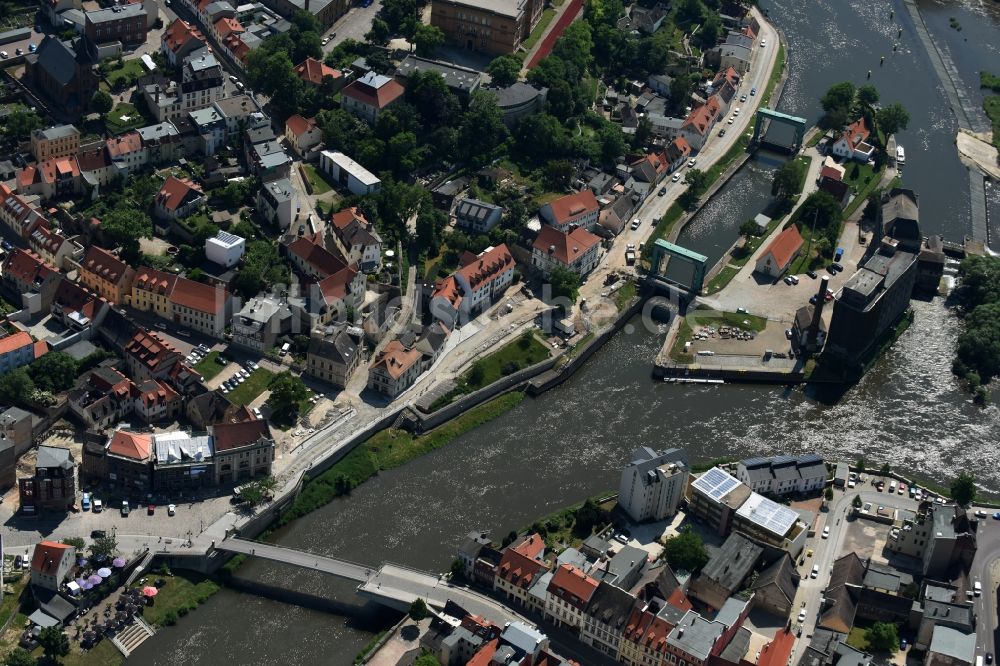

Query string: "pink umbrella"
[[142, 586, 158, 598], [88, 574, 103, 585], [83, 582, 93, 590], [112, 557, 127, 568]]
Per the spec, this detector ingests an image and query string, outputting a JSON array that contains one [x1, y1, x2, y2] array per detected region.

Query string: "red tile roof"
[[318, 265, 359, 305], [212, 419, 270, 452], [456, 244, 513, 293], [288, 235, 349, 278], [820, 166, 843, 182], [162, 19, 205, 54], [33, 340, 49, 359], [762, 225, 804, 269], [0, 331, 33, 356], [431, 275, 462, 310], [548, 564, 599, 609], [214, 16, 243, 39], [513, 533, 545, 560], [223, 33, 250, 63], [623, 607, 656, 643], [4, 249, 58, 285], [285, 114, 316, 138], [105, 132, 143, 158], [156, 176, 202, 212], [666, 587, 693, 611], [108, 430, 152, 461], [134, 267, 178, 295], [30, 224, 69, 257], [294, 57, 342, 86], [169, 276, 228, 315], [53, 279, 103, 320], [125, 328, 181, 372], [135, 378, 179, 409], [682, 96, 722, 135], [341, 74, 405, 110], [758, 628, 796, 666], [370, 339, 422, 380], [497, 548, 546, 590], [546, 190, 599, 226], [467, 639, 499, 666], [81, 246, 130, 286], [331, 207, 368, 231], [532, 225, 602, 266], [31, 540, 73, 575], [840, 117, 871, 150]]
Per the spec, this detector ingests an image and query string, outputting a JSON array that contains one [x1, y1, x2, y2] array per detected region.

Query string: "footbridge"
[[214, 538, 526, 623]]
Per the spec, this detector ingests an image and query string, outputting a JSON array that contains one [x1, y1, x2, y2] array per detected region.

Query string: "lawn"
[[760, 41, 786, 107], [105, 103, 148, 135], [984, 95, 1000, 150], [730, 216, 783, 268], [301, 163, 332, 195], [670, 308, 767, 362], [614, 279, 637, 311], [841, 161, 877, 194], [104, 58, 146, 90], [842, 163, 886, 219], [226, 368, 275, 406], [138, 572, 220, 627], [431, 332, 550, 408], [785, 223, 829, 275], [846, 626, 870, 651], [57, 640, 123, 666], [522, 8, 556, 51], [193, 350, 225, 380], [705, 265, 740, 294]]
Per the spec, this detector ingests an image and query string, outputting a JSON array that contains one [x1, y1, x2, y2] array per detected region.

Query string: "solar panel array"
[[214, 230, 243, 245], [737, 493, 798, 536], [692, 467, 740, 501]]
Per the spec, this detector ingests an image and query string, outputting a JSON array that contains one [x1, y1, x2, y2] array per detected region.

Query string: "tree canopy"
[[487, 55, 521, 88], [876, 102, 910, 136], [661, 527, 709, 573], [412, 23, 445, 57], [864, 621, 899, 653], [772, 159, 806, 202], [38, 627, 70, 661], [267, 372, 309, 422], [27, 352, 78, 393], [820, 81, 856, 129], [100, 207, 152, 264], [548, 266, 581, 305], [950, 473, 976, 507]]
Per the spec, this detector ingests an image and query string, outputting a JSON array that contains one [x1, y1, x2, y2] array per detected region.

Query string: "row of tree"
[[954, 255, 1000, 403]]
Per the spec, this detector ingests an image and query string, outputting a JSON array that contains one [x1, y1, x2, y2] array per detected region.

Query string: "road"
[[322, 0, 382, 51], [971, 507, 1000, 660], [580, 6, 780, 305]]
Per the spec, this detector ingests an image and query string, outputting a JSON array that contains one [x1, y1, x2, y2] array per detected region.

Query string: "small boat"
[[896, 145, 906, 164]]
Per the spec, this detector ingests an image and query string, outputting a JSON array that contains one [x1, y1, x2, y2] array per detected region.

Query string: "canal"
[[130, 0, 1000, 662]]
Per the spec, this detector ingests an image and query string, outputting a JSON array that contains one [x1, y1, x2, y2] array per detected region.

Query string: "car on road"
[[0, 240, 11, 251], [784, 275, 799, 285], [688, 159, 697, 168], [659, 187, 667, 196], [614, 533, 628, 544], [229, 75, 238, 83], [148, 504, 155, 515], [825, 290, 834, 302], [822, 526, 830, 538], [671, 174, 680, 182], [750, 87, 757, 96], [797, 609, 807, 622], [718, 128, 726, 137], [986, 654, 993, 665], [322, 37, 329, 44], [82, 492, 90, 511], [785, 328, 793, 339], [29, 43, 37, 52], [976, 509, 988, 518], [727, 117, 735, 124], [832, 262, 844, 272], [827, 264, 840, 274], [740, 94, 747, 102], [630, 218, 641, 230], [168, 504, 177, 516], [121, 500, 130, 517], [760, 39, 766, 47], [811, 564, 819, 578], [0, 52, 8, 60], [806, 270, 818, 279], [974, 581, 982, 596]]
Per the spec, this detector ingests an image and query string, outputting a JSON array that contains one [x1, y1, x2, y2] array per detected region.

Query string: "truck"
[[625, 249, 636, 265]]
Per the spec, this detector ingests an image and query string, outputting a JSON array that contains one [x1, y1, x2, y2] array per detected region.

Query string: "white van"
[[974, 581, 982, 596], [93, 498, 103, 513], [279, 342, 291, 357], [811, 564, 819, 578], [889, 480, 897, 493]]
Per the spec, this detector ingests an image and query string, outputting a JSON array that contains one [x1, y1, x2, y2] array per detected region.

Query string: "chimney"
[[809, 275, 830, 340], [155, 85, 160, 104]]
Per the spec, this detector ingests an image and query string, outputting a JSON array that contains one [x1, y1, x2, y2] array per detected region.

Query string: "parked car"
[[252, 407, 263, 419], [976, 509, 988, 518], [750, 87, 757, 96], [832, 262, 844, 272], [91, 530, 106, 539], [900, 639, 907, 651], [321, 37, 329, 45], [811, 564, 819, 578], [148, 504, 155, 515], [797, 609, 806, 622], [671, 174, 680, 182], [760, 39, 766, 47], [121, 500, 130, 517], [822, 526, 830, 538], [168, 504, 177, 516], [688, 159, 697, 167], [806, 269, 818, 279], [93, 498, 103, 513], [740, 94, 747, 102], [0, 240, 11, 251], [718, 128, 726, 137], [986, 654, 993, 665], [658, 187, 667, 196], [785, 328, 793, 339]]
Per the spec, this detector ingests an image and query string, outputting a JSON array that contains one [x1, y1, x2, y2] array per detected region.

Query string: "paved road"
[[971, 508, 1000, 660], [323, 0, 382, 51]]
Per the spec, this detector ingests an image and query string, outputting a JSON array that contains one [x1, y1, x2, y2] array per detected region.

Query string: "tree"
[[0, 368, 34, 405], [548, 266, 581, 305], [38, 626, 70, 661], [864, 621, 899, 653], [797, 191, 844, 247], [824, 487, 834, 501], [856, 459, 866, 473], [542, 159, 575, 190], [950, 472, 976, 507], [267, 372, 309, 421], [514, 113, 568, 163], [91, 90, 113, 117], [739, 219, 761, 238], [90, 533, 118, 560], [100, 207, 152, 264], [3, 110, 43, 140], [366, 16, 391, 44], [820, 81, 856, 129], [597, 120, 626, 166], [856, 84, 880, 110], [450, 558, 465, 579], [852, 494, 863, 508], [245, 48, 302, 119], [413, 653, 442, 666], [409, 597, 430, 621], [28, 352, 79, 392], [5, 648, 36, 666], [487, 55, 521, 88], [466, 360, 486, 386], [412, 23, 445, 57], [62, 537, 85, 550], [876, 102, 910, 137], [772, 159, 805, 201], [458, 92, 509, 167], [956, 301, 1000, 382], [661, 527, 709, 573], [880, 462, 891, 476]]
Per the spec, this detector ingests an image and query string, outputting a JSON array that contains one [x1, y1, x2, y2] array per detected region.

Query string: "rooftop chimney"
[[809, 275, 830, 340]]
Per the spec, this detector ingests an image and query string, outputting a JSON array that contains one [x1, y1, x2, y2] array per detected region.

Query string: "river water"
[[130, 0, 1000, 663]]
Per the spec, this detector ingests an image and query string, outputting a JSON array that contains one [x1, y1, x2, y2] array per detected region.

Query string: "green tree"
[[487, 55, 521, 88], [409, 597, 430, 621], [458, 91, 509, 167], [450, 558, 465, 579], [820, 81, 856, 129], [0, 368, 35, 405], [856, 84, 880, 110], [856, 459, 866, 473], [28, 351, 79, 392], [267, 372, 308, 421], [552, 21, 594, 74], [880, 462, 891, 476], [950, 472, 976, 507], [739, 219, 761, 238], [958, 255, 1000, 309], [466, 360, 486, 386], [62, 537, 85, 550], [91, 90, 114, 117], [5, 647, 36, 666], [38, 626, 70, 661], [542, 159, 575, 191], [864, 621, 899, 653], [824, 487, 834, 501], [245, 48, 302, 119], [366, 16, 391, 44], [413, 653, 442, 666], [598, 120, 626, 166], [412, 23, 445, 57], [90, 533, 118, 560], [661, 526, 709, 573], [797, 190, 844, 247], [852, 494, 863, 508], [3, 110, 43, 140], [101, 207, 152, 264], [876, 102, 910, 136], [956, 301, 1000, 381], [772, 159, 805, 201], [514, 113, 569, 163], [548, 266, 581, 304]]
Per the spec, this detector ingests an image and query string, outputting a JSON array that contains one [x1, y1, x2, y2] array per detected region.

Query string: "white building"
[[531, 225, 602, 279], [205, 230, 245, 268], [618, 447, 689, 522], [256, 177, 297, 229], [319, 150, 381, 196], [735, 454, 827, 496], [430, 244, 515, 329]]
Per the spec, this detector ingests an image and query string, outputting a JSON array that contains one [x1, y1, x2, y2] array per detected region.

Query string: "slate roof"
[[698, 533, 763, 593]]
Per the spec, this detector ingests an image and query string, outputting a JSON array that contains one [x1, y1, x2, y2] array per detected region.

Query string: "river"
[[129, 0, 1000, 663]]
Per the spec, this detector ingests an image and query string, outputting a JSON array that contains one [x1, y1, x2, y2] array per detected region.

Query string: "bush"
[[164, 611, 178, 625]]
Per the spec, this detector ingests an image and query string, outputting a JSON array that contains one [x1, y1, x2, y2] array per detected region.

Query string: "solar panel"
[[693, 467, 740, 501], [736, 493, 798, 536]]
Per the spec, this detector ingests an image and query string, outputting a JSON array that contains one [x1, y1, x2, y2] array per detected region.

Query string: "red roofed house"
[[295, 57, 344, 88], [133, 378, 183, 423], [758, 628, 796, 666], [29, 224, 81, 270], [539, 190, 600, 232], [495, 534, 547, 608], [154, 176, 205, 221], [123, 328, 183, 381], [0, 331, 38, 376], [17, 156, 82, 200], [105, 430, 154, 492], [212, 16, 243, 43], [160, 18, 206, 66], [221, 32, 251, 64], [105, 131, 147, 175], [328, 207, 382, 271], [367, 339, 423, 398], [0, 182, 48, 239], [168, 277, 232, 338], [545, 564, 599, 630], [50, 278, 109, 332], [68, 366, 138, 430], [341, 71, 405, 124], [430, 244, 515, 328], [831, 116, 875, 162], [209, 419, 275, 484], [818, 165, 850, 205], [30, 540, 76, 591], [755, 225, 804, 278], [679, 95, 723, 150], [665, 137, 692, 173], [130, 267, 179, 320], [532, 225, 603, 279], [78, 246, 136, 304], [2, 249, 61, 314], [284, 114, 323, 156], [287, 235, 365, 323]]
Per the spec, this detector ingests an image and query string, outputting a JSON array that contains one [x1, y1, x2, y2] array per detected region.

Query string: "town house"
[[78, 246, 135, 304], [210, 419, 275, 484]]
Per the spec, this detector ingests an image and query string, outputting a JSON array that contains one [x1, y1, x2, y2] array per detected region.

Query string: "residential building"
[[914, 590, 975, 651], [130, 268, 178, 320], [31, 125, 80, 162], [231, 294, 292, 352], [0, 406, 35, 458], [17, 156, 83, 201], [825, 237, 918, 361], [161, 18, 206, 65], [122, 328, 183, 381], [457, 531, 493, 579], [105, 131, 147, 176], [818, 165, 850, 205], [154, 176, 205, 221], [885, 504, 977, 577], [750, 553, 798, 617], [665, 137, 692, 173], [30, 541, 76, 591], [495, 534, 547, 607], [394, 55, 482, 97], [104, 430, 153, 492], [580, 581, 636, 658], [137, 122, 183, 166], [23, 37, 99, 115], [678, 96, 722, 150], [2, 249, 61, 314], [618, 446, 689, 523], [531, 225, 602, 279], [689, 533, 763, 610], [257, 177, 297, 229], [0, 331, 40, 376], [133, 378, 183, 423], [262, 0, 348, 29], [284, 114, 322, 155], [545, 564, 599, 630], [454, 198, 504, 233], [736, 454, 827, 496], [431, 0, 544, 56], [340, 72, 405, 124], [755, 225, 803, 278], [366, 338, 423, 398], [248, 137, 292, 182], [294, 56, 344, 88], [205, 230, 246, 268], [19, 445, 76, 513], [151, 430, 214, 492], [306, 325, 362, 389], [430, 244, 515, 329], [84, 3, 148, 48], [831, 117, 875, 162], [68, 366, 135, 430], [212, 95, 261, 135], [142, 50, 226, 122], [328, 207, 382, 272], [169, 277, 232, 338], [0, 183, 48, 240], [50, 278, 108, 332], [926, 627, 976, 666], [189, 106, 227, 156], [600, 545, 648, 590], [318, 151, 381, 195], [210, 419, 274, 484], [708, 33, 753, 74], [539, 190, 600, 232], [78, 246, 135, 304]]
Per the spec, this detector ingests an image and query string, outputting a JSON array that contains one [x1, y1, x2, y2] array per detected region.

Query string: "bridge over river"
[[214, 537, 527, 623]]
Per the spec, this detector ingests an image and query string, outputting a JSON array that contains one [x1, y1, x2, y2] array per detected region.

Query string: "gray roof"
[[0, 406, 33, 426], [605, 545, 646, 584], [190, 106, 224, 127], [582, 534, 611, 556], [442, 625, 481, 650], [834, 642, 873, 666], [36, 445, 74, 470], [138, 122, 179, 142], [715, 596, 750, 628], [698, 533, 762, 593], [442, 0, 524, 19], [752, 553, 796, 604], [667, 611, 727, 661], [86, 3, 145, 24], [928, 626, 976, 663], [862, 566, 901, 592], [455, 197, 503, 223], [32, 38, 79, 87], [33, 588, 77, 622], [625, 446, 688, 478], [213, 94, 259, 119], [922, 600, 974, 630], [924, 583, 959, 603], [556, 547, 587, 570], [307, 326, 361, 367], [34, 125, 79, 141], [396, 55, 482, 93], [585, 580, 635, 628], [262, 178, 294, 203], [719, 626, 752, 664], [492, 81, 547, 108]]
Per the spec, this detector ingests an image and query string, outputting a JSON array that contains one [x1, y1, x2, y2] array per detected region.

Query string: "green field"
[[614, 280, 637, 311], [985, 96, 1000, 150], [760, 42, 786, 107], [105, 103, 148, 135], [138, 573, 220, 627], [226, 368, 275, 405], [522, 8, 556, 51], [104, 58, 146, 90], [431, 333, 550, 409], [193, 350, 224, 380], [705, 265, 740, 294], [301, 163, 332, 195]]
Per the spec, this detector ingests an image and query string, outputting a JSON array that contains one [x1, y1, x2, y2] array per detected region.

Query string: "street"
[[972, 508, 1000, 660], [323, 0, 382, 51]]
